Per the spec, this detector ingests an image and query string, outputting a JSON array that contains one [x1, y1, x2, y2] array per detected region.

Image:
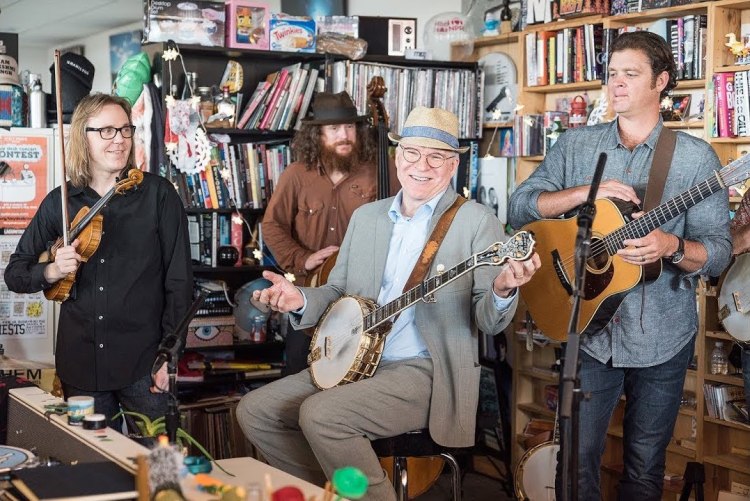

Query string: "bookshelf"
[[466, 1, 750, 499]]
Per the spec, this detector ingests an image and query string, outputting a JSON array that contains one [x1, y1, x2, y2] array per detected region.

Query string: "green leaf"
[[175, 429, 234, 477]]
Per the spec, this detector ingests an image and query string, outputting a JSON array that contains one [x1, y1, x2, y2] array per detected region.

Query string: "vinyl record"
[[480, 52, 518, 123], [0, 445, 35, 469]]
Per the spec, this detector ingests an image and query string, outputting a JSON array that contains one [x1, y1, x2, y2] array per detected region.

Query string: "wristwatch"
[[669, 236, 685, 264]]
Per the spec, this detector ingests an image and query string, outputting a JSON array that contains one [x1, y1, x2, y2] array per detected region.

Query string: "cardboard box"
[[186, 316, 234, 348], [143, 0, 225, 47], [269, 15, 316, 53], [0, 368, 56, 394]]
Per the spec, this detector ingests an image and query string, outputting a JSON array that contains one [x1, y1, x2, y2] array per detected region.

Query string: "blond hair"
[[66, 93, 136, 188]]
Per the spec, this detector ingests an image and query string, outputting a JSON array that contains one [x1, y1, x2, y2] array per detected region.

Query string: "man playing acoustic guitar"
[[261, 91, 378, 375], [509, 31, 732, 500], [237, 107, 540, 501]]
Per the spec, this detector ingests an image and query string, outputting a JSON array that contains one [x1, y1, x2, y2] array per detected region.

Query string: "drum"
[[514, 441, 559, 501]]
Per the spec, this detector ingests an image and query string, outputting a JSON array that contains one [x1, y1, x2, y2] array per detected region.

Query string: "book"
[[11, 462, 136, 501]]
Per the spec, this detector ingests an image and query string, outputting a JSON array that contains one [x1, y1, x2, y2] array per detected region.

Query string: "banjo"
[[514, 412, 559, 501], [307, 230, 536, 390], [718, 253, 750, 342]]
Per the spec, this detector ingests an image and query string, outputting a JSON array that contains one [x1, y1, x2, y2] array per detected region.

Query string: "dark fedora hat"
[[301, 91, 369, 125]]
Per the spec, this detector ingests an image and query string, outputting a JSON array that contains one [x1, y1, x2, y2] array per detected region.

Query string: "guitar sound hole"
[[586, 238, 609, 272]]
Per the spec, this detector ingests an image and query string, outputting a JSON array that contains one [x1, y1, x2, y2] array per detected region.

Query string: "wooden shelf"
[[704, 416, 750, 432], [703, 453, 750, 475], [675, 79, 706, 90], [713, 0, 750, 9], [704, 373, 746, 386], [517, 402, 556, 418], [663, 120, 704, 129], [205, 128, 295, 138], [524, 80, 602, 93], [483, 121, 514, 129], [709, 136, 750, 143], [705, 330, 735, 341], [474, 33, 520, 48], [606, 3, 709, 24], [527, 14, 604, 31], [517, 367, 560, 383]]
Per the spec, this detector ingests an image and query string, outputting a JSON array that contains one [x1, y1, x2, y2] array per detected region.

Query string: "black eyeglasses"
[[399, 145, 457, 169], [85, 125, 136, 140]]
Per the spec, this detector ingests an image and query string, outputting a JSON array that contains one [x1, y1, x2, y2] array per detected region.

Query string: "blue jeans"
[[61, 374, 168, 432], [573, 337, 695, 501]]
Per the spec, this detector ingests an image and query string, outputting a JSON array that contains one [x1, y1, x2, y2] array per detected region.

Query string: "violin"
[[40, 169, 144, 302]]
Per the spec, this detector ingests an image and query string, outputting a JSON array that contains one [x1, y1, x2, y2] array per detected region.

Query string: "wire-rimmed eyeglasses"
[[85, 125, 136, 140], [399, 145, 457, 169]]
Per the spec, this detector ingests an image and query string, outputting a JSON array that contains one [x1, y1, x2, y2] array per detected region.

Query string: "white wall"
[[18, 21, 142, 94]]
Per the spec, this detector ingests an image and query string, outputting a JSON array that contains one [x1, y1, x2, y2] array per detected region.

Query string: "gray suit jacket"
[[293, 188, 517, 447]]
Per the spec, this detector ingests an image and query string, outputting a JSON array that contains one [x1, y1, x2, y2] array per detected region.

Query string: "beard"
[[319, 140, 359, 174]]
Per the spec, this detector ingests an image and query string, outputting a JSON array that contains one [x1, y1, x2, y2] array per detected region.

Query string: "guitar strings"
[[556, 172, 728, 272]]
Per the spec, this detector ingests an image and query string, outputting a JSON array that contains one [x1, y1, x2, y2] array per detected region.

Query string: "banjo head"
[[718, 253, 750, 342], [515, 441, 559, 501], [310, 296, 374, 389]]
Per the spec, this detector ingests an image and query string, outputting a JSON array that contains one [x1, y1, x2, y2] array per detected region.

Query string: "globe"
[[233, 278, 272, 333]]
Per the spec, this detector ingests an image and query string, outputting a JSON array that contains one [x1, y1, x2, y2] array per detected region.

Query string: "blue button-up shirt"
[[508, 119, 732, 367]]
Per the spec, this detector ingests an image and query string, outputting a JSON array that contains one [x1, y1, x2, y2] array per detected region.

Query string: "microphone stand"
[[559, 152, 607, 501], [158, 291, 206, 443]]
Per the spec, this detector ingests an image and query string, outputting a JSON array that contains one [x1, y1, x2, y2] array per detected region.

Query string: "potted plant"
[[113, 410, 233, 476]]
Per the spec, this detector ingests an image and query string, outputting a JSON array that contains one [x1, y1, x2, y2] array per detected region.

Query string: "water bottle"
[[710, 341, 729, 375], [28, 74, 46, 128]]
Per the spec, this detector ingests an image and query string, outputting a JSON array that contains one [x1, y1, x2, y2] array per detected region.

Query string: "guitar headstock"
[[476, 230, 536, 266]]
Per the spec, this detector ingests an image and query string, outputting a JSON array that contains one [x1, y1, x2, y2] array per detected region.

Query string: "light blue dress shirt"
[[380, 189, 516, 361]]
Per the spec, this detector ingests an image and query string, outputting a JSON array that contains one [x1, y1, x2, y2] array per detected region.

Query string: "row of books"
[[703, 382, 748, 423], [526, 24, 608, 87], [188, 212, 244, 270], [711, 71, 750, 139], [329, 60, 481, 140], [236, 62, 322, 131], [176, 141, 292, 210]]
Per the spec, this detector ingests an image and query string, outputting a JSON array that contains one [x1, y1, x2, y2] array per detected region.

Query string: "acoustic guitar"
[[520, 155, 750, 341]]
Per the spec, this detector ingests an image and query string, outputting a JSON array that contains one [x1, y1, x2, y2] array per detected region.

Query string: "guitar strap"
[[401, 195, 467, 294], [643, 126, 677, 211]]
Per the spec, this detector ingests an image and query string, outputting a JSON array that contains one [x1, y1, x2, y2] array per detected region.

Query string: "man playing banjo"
[[236, 107, 540, 501]]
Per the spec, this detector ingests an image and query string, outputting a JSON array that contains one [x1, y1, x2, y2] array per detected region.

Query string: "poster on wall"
[[109, 30, 143, 86], [0, 132, 51, 231], [0, 235, 54, 365]]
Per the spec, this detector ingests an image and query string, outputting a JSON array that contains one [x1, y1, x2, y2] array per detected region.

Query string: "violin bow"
[[54, 49, 70, 247]]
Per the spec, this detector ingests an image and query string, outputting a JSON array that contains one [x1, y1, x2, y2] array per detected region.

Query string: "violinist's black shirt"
[[4, 172, 193, 391]]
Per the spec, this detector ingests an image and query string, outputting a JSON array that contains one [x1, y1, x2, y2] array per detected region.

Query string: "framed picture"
[[109, 30, 143, 86], [660, 94, 691, 122], [281, 0, 347, 17], [226, 0, 270, 50]]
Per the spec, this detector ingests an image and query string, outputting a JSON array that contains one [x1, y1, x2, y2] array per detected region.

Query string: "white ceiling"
[[0, 0, 143, 48]]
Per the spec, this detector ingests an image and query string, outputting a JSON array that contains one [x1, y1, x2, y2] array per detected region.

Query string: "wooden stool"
[[371, 429, 463, 501]]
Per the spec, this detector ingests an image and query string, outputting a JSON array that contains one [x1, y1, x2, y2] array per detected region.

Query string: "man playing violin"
[[4, 93, 193, 429], [261, 91, 379, 375], [237, 107, 540, 501]]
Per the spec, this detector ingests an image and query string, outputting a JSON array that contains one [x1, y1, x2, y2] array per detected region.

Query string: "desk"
[[187, 457, 334, 500], [8, 388, 336, 500]]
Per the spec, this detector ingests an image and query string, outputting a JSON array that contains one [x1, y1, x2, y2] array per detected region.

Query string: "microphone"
[[575, 152, 607, 249], [151, 291, 207, 375]]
